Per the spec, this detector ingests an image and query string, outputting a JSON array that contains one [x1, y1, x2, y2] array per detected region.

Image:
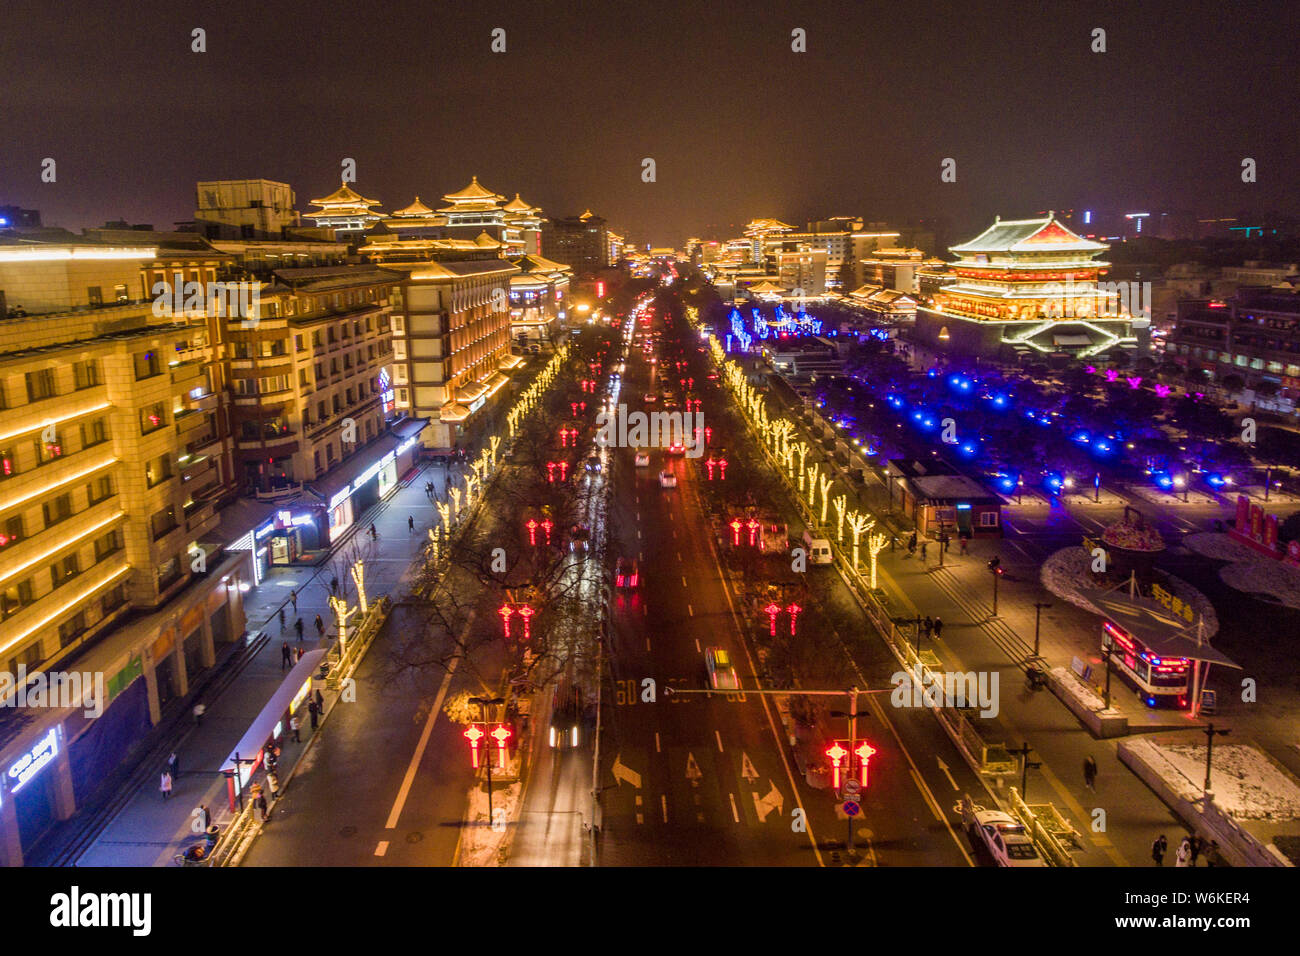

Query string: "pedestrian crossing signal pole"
[[1010, 742, 1040, 801], [987, 557, 1003, 615]]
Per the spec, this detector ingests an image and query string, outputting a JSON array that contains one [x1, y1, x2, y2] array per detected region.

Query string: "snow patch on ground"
[[1134, 740, 1300, 821], [1184, 532, 1266, 563], [1040, 547, 1219, 637], [1050, 665, 1111, 713], [459, 778, 522, 867], [1219, 560, 1300, 609]]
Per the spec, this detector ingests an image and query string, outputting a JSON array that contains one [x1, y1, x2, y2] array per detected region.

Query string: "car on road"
[[643, 392, 657, 403], [666, 442, 685, 456], [659, 470, 677, 489], [634, 452, 650, 467], [614, 557, 639, 588], [968, 809, 1047, 867], [704, 646, 740, 691], [569, 524, 590, 552], [585, 455, 602, 474], [549, 680, 584, 749]]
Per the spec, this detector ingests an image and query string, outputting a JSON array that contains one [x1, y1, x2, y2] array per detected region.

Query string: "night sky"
[[1, 0, 1295, 244]]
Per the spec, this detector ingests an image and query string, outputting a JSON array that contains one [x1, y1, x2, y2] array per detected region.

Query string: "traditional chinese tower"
[[920, 214, 1148, 360], [304, 182, 383, 235]]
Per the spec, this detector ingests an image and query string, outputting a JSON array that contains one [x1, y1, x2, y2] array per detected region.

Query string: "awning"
[[498, 354, 524, 370], [440, 403, 470, 423], [1079, 588, 1240, 668], [220, 650, 326, 774], [484, 372, 510, 395], [392, 417, 428, 442], [305, 433, 402, 503], [458, 381, 487, 403]]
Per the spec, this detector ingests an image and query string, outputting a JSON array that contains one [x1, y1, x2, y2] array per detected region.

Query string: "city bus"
[[1101, 621, 1190, 709]]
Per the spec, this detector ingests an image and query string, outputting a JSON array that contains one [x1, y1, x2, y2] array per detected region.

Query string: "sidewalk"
[[61, 460, 453, 866]]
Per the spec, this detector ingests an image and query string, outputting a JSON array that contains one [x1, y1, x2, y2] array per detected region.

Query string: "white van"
[[802, 530, 833, 565]]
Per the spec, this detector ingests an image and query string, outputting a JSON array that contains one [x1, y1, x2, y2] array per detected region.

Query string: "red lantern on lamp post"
[[718, 457, 728, 480], [498, 603, 513, 639], [464, 724, 485, 768], [854, 741, 877, 787], [526, 519, 538, 546], [490, 725, 512, 769], [825, 742, 848, 790], [746, 518, 759, 547], [517, 604, 535, 641], [787, 602, 802, 636], [730, 518, 742, 546], [540, 518, 553, 545], [764, 602, 781, 637]]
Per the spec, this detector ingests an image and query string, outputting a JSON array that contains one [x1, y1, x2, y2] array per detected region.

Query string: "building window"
[[94, 528, 123, 560], [101, 583, 127, 616], [1, 579, 35, 619], [87, 286, 103, 306], [145, 455, 173, 488], [25, 368, 57, 402], [34, 430, 65, 465], [81, 417, 109, 449], [157, 556, 181, 588], [140, 401, 168, 434], [3, 514, 23, 545], [134, 350, 163, 379], [73, 359, 101, 390], [87, 474, 114, 504], [151, 506, 178, 540], [49, 553, 80, 590], [979, 511, 1000, 528], [43, 493, 73, 528]]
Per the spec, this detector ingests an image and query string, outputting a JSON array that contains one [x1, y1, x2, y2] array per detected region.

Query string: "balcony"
[[169, 360, 204, 386], [174, 407, 207, 433]]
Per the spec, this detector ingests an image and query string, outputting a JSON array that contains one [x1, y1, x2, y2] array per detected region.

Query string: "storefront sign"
[[353, 459, 385, 491], [329, 489, 350, 510], [8, 727, 58, 794], [396, 438, 417, 456], [255, 520, 276, 540]]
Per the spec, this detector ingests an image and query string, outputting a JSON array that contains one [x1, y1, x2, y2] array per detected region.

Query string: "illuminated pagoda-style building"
[[917, 214, 1149, 360], [437, 176, 522, 251], [508, 253, 573, 343], [304, 182, 384, 235], [502, 193, 543, 256]]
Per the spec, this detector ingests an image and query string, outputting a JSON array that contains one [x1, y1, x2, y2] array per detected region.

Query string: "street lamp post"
[[1203, 723, 1231, 793], [469, 695, 506, 823], [1032, 601, 1052, 658]]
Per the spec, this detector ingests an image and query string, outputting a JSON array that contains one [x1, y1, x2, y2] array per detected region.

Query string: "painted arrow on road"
[[753, 780, 784, 822], [740, 752, 758, 782], [685, 752, 702, 780], [936, 757, 959, 790], [612, 753, 641, 789]]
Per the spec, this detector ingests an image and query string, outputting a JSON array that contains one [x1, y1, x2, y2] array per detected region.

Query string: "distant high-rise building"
[[0, 206, 42, 229], [543, 210, 609, 276]]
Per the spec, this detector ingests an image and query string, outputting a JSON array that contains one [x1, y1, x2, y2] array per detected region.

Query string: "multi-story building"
[[189, 179, 300, 240], [388, 258, 521, 451], [776, 248, 828, 297], [509, 255, 572, 343], [1168, 286, 1300, 412], [543, 211, 608, 276], [0, 238, 252, 863], [303, 183, 384, 236], [860, 247, 927, 294], [916, 214, 1149, 361]]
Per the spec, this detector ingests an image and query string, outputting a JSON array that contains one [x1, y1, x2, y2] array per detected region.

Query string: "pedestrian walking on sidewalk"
[[923, 615, 934, 638], [308, 699, 319, 730], [908, 531, 917, 555], [920, 541, 929, 562], [193, 703, 205, 726], [295, 646, 303, 663], [1205, 840, 1221, 867], [281, 642, 292, 671], [197, 804, 211, 832], [294, 617, 304, 642], [369, 523, 378, 541], [160, 771, 173, 800], [278, 607, 285, 631], [1151, 834, 1168, 866], [1175, 836, 1191, 867], [933, 617, 943, 639], [959, 535, 969, 556], [290, 715, 301, 743], [330, 575, 339, 595], [290, 589, 298, 612], [1083, 755, 1098, 791], [408, 515, 415, 533], [255, 790, 268, 822], [314, 688, 324, 713], [314, 614, 324, 639], [168, 751, 179, 778], [266, 770, 280, 800]]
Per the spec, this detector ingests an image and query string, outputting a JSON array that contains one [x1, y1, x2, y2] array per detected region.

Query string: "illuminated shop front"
[[308, 420, 427, 544]]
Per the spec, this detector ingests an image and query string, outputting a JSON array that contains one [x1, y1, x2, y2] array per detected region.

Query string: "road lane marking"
[[729, 792, 740, 823], [646, 637, 651, 651], [681, 575, 688, 588], [654, 732, 661, 753], [715, 730, 724, 752], [677, 552, 683, 562], [695, 638, 701, 652], [741, 752, 758, 781], [385, 642, 462, 830], [661, 795, 668, 822], [687, 604, 694, 616], [374, 841, 389, 856]]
